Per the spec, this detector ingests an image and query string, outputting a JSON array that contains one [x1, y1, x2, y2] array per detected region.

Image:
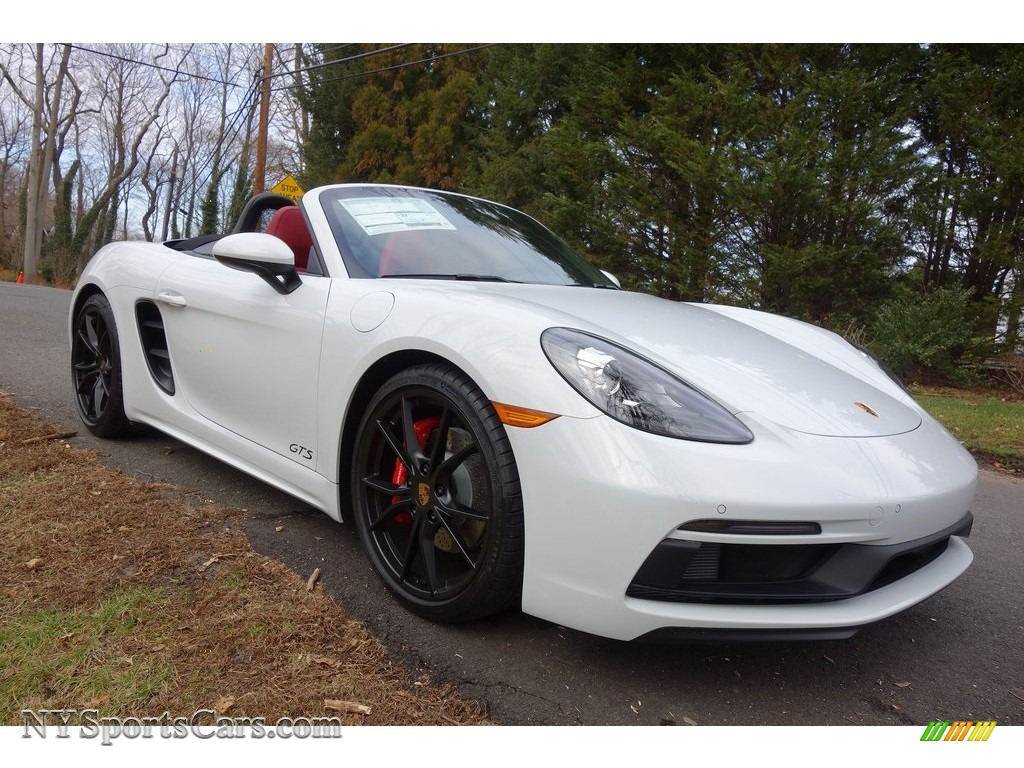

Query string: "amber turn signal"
[[491, 402, 559, 428]]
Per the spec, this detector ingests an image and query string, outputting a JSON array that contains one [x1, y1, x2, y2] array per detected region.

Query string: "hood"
[[479, 285, 921, 438]]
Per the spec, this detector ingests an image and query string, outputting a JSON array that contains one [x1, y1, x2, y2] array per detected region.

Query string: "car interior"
[[164, 192, 324, 276]]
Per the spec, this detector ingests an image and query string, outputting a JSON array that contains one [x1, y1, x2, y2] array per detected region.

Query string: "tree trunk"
[[20, 45, 47, 278], [1006, 269, 1023, 353]]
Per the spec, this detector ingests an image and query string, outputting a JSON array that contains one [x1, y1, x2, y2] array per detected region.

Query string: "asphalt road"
[[2, 282, 1022, 726]]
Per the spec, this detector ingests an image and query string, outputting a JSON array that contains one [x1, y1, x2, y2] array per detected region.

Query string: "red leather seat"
[[266, 207, 312, 271]]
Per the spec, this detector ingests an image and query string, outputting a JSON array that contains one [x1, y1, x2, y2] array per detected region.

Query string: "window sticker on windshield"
[[338, 197, 457, 236]]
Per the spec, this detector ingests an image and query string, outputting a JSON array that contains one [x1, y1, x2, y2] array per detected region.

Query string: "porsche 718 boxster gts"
[[69, 184, 978, 641]]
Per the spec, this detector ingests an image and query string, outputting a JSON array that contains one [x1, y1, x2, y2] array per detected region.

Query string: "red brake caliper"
[[391, 416, 440, 524]]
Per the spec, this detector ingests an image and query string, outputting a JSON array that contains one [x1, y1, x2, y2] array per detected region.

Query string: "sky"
[[6, 1, 1023, 43]]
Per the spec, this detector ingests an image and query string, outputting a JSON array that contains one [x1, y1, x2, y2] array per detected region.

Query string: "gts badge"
[[289, 443, 313, 461]]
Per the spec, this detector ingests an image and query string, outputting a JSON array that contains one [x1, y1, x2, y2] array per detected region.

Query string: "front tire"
[[351, 363, 524, 622], [71, 293, 132, 438]]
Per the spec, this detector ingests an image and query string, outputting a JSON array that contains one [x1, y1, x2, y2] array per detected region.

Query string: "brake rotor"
[[434, 427, 487, 553]]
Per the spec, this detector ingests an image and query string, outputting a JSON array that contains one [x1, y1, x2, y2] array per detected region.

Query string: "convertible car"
[[69, 184, 978, 641]]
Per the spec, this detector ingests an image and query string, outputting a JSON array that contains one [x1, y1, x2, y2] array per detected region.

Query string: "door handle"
[[156, 290, 187, 308]]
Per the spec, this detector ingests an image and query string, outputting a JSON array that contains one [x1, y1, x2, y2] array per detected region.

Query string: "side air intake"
[[135, 301, 175, 395]]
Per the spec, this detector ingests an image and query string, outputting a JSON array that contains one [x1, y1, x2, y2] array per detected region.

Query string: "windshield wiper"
[[568, 281, 619, 289], [379, 273, 521, 283]]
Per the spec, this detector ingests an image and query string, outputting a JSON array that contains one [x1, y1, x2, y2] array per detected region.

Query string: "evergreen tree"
[[200, 177, 220, 235], [298, 42, 1024, 345]]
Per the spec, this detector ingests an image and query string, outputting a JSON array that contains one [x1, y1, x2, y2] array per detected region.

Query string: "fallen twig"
[[20, 430, 77, 444], [324, 699, 372, 715], [306, 567, 321, 591], [197, 552, 244, 572]]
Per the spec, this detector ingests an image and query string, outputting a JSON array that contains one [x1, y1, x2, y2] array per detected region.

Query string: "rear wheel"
[[352, 363, 523, 622], [71, 293, 131, 438]]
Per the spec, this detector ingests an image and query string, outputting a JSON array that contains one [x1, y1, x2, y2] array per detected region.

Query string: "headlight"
[[540, 327, 753, 444]]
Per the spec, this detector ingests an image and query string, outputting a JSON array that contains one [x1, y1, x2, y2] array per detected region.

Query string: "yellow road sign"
[[270, 175, 305, 201]]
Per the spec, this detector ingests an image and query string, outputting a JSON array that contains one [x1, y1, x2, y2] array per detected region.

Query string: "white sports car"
[[69, 184, 978, 642]]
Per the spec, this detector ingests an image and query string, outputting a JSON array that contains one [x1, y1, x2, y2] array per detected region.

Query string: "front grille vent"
[[681, 543, 720, 580]]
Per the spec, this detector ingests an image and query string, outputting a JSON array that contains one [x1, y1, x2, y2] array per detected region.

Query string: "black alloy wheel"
[[71, 293, 131, 437], [352, 363, 523, 622]]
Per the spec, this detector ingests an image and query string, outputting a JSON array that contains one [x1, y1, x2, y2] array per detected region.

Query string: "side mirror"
[[601, 270, 622, 289], [212, 233, 301, 295]]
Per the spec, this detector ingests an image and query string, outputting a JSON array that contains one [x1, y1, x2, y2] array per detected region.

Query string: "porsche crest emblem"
[[417, 482, 431, 506], [854, 401, 880, 418]]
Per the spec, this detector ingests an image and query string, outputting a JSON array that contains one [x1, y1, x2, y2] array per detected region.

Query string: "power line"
[[270, 44, 495, 93], [316, 43, 362, 57], [268, 44, 413, 81], [65, 44, 245, 88], [65, 43, 435, 92]]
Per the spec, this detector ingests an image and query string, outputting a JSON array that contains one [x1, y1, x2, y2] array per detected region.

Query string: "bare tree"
[[0, 85, 30, 266], [0, 44, 74, 279], [270, 43, 309, 180], [60, 44, 191, 274], [0, 42, 296, 278], [138, 121, 170, 242]]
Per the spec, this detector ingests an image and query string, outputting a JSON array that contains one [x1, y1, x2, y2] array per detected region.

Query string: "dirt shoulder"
[[0, 390, 488, 725]]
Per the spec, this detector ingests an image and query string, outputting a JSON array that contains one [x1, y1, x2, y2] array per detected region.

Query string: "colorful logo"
[[920, 720, 997, 741]]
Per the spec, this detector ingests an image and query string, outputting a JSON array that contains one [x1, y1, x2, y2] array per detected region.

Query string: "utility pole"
[[253, 43, 273, 194]]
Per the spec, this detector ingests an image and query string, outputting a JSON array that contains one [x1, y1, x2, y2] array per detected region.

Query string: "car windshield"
[[320, 186, 615, 287]]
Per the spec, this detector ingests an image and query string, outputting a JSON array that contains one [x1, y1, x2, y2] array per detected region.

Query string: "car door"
[[155, 255, 330, 469]]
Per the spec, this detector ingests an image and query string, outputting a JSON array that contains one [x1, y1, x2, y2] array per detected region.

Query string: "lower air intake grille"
[[626, 512, 972, 605], [681, 543, 720, 581]]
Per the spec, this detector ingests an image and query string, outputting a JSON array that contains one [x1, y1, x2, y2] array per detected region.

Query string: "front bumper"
[[507, 409, 978, 641]]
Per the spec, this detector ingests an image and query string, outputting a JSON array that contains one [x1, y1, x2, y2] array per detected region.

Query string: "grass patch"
[[0, 391, 488, 725], [0, 586, 172, 714], [911, 386, 1024, 469]]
